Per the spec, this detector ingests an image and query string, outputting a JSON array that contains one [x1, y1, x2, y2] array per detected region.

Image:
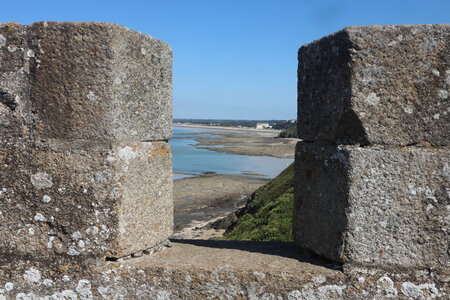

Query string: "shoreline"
[[172, 174, 269, 239], [173, 123, 298, 159], [171, 126, 297, 239], [171, 214, 228, 240], [174, 123, 282, 134]]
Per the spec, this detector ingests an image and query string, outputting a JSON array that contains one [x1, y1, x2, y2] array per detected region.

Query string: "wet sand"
[[174, 124, 298, 159], [171, 125, 299, 239], [174, 123, 282, 133], [172, 174, 269, 237]]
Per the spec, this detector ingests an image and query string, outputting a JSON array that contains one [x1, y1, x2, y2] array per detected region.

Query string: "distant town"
[[173, 118, 296, 130], [174, 119, 298, 138]]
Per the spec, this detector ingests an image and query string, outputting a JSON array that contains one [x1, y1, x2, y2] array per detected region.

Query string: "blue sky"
[[1, 1, 449, 120]]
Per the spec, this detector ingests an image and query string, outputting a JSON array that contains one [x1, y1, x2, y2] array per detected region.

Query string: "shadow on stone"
[[171, 239, 341, 271]]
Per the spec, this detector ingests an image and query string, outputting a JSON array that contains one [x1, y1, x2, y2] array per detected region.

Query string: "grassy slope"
[[224, 163, 294, 242], [277, 122, 298, 138]]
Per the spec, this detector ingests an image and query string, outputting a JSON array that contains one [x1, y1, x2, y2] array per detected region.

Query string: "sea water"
[[170, 126, 293, 180]]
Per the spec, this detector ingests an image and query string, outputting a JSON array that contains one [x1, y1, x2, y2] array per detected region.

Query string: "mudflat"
[[172, 125, 299, 239], [174, 124, 298, 159], [172, 174, 269, 239]]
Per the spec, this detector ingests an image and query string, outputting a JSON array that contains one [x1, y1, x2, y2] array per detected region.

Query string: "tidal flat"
[[174, 123, 297, 159], [171, 126, 298, 239]]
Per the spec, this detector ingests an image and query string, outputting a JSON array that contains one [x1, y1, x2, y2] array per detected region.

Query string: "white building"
[[256, 123, 272, 129]]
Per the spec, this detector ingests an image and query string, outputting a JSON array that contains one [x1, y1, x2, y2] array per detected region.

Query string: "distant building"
[[256, 123, 272, 129]]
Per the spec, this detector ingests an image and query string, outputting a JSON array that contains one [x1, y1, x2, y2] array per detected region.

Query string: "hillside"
[[221, 163, 294, 242], [277, 121, 298, 138]]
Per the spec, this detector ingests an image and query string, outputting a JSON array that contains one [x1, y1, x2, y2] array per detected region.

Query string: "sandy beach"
[[171, 125, 298, 239]]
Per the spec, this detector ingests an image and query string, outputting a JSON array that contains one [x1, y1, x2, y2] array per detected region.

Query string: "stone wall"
[[1, 241, 448, 299], [0, 22, 448, 299], [294, 25, 449, 273], [0, 22, 173, 262]]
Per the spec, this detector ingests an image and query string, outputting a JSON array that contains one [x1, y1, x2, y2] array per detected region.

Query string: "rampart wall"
[[0, 22, 448, 299], [294, 24, 449, 272]]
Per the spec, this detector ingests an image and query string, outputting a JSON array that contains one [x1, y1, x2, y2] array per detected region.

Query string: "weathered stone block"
[[294, 142, 449, 269], [298, 24, 450, 146], [0, 140, 173, 260], [0, 241, 448, 299], [0, 21, 172, 142], [0, 21, 174, 260]]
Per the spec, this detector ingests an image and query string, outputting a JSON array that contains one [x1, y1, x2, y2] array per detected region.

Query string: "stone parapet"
[[297, 24, 450, 146], [0, 241, 448, 299], [294, 142, 449, 269], [0, 22, 173, 260], [0, 140, 172, 260], [0, 22, 172, 142], [2, 21, 449, 298], [294, 24, 450, 275]]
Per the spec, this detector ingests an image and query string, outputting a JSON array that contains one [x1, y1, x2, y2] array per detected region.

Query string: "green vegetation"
[[224, 163, 294, 242], [277, 121, 298, 138]]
